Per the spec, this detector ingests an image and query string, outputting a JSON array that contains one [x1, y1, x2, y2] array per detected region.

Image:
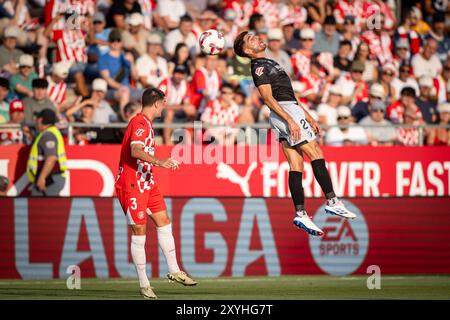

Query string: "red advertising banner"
[[0, 145, 449, 197], [0, 197, 449, 279]]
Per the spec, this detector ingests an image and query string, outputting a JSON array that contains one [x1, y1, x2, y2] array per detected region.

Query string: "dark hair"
[[172, 42, 190, 64], [180, 14, 193, 23], [324, 15, 336, 25], [249, 13, 264, 31], [32, 78, 49, 88], [221, 83, 234, 92], [400, 86, 416, 98], [233, 31, 249, 58], [0, 77, 9, 89], [339, 40, 352, 47], [142, 88, 165, 107]]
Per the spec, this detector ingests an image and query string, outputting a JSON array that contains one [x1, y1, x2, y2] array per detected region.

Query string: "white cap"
[[18, 54, 34, 67], [300, 28, 315, 40], [127, 13, 144, 26], [382, 63, 396, 73], [268, 28, 283, 41], [437, 102, 450, 113], [53, 62, 70, 78], [291, 81, 305, 93], [337, 105, 351, 117], [370, 83, 385, 99], [4, 26, 19, 38], [418, 76, 433, 88], [147, 33, 162, 44], [92, 78, 108, 92], [329, 84, 342, 96]]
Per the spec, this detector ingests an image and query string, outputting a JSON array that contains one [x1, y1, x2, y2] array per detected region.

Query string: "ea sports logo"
[[309, 200, 369, 276]]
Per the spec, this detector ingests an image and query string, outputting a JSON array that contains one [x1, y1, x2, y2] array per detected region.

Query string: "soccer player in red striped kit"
[[115, 88, 197, 299]]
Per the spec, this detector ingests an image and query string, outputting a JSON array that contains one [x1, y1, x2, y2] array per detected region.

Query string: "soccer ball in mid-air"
[[199, 29, 225, 55]]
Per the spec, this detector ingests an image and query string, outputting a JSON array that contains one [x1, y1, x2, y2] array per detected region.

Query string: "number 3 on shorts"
[[130, 197, 137, 210]]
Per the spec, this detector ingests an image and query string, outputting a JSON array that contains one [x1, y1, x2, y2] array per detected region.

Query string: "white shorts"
[[268, 101, 317, 146]]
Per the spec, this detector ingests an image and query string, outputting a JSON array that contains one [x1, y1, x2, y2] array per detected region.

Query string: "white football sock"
[[131, 235, 150, 288], [157, 224, 180, 273]]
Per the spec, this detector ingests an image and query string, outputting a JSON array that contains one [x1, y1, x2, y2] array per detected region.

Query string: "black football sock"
[[311, 159, 337, 202], [288, 171, 305, 213]]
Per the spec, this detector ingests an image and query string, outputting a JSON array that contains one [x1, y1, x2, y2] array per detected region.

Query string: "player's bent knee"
[[130, 222, 146, 235], [149, 210, 171, 227], [300, 140, 323, 160]]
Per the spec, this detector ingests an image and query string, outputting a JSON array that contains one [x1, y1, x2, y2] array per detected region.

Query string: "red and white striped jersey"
[[291, 50, 312, 78], [201, 98, 239, 125], [396, 26, 421, 56], [52, 29, 87, 64], [360, 30, 393, 66], [0, 129, 23, 145], [334, 0, 364, 30], [158, 78, 191, 105], [45, 0, 95, 30], [115, 113, 156, 193], [396, 128, 420, 146], [47, 76, 67, 107], [387, 101, 423, 124], [283, 5, 307, 28], [228, 0, 255, 28]]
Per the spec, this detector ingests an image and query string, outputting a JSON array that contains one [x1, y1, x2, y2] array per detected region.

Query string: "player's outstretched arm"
[[257, 84, 301, 142], [130, 143, 180, 170]]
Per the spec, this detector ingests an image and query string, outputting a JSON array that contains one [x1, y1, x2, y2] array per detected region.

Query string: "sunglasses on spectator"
[[444, 66, 450, 71], [221, 90, 233, 95], [301, 38, 314, 41], [352, 70, 363, 73], [371, 109, 385, 113], [400, 68, 410, 73], [111, 39, 122, 43], [337, 116, 349, 120], [383, 72, 394, 76]]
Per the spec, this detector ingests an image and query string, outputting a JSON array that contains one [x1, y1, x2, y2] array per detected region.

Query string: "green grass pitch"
[[0, 276, 449, 300]]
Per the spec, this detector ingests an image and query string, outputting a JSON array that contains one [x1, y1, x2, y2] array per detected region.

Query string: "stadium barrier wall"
[[0, 197, 449, 279], [1, 145, 449, 197]]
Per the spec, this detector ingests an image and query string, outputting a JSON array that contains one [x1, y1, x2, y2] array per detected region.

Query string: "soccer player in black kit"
[[234, 31, 356, 236]]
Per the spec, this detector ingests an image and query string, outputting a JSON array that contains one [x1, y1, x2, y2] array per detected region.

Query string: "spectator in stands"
[[46, 62, 70, 112], [396, 108, 422, 146], [333, 40, 352, 74], [339, 15, 360, 59], [352, 83, 385, 122], [164, 14, 197, 57], [379, 63, 397, 106], [0, 26, 23, 76], [353, 41, 378, 84], [266, 28, 293, 77], [88, 12, 111, 57], [44, 12, 89, 98], [392, 61, 420, 100], [291, 28, 315, 78], [191, 53, 221, 111], [0, 100, 25, 145], [0, 175, 9, 196], [335, 60, 368, 106], [392, 39, 411, 69], [9, 54, 37, 99], [427, 102, 450, 146], [425, 12, 449, 63], [408, 6, 431, 35], [435, 56, 450, 103], [360, 100, 397, 146], [325, 105, 367, 146], [387, 87, 423, 124], [156, 0, 187, 32], [0, 78, 10, 123], [23, 78, 55, 124], [167, 43, 194, 77], [360, 14, 393, 66], [106, 0, 142, 29], [136, 33, 168, 89], [416, 76, 438, 124], [65, 98, 95, 124], [313, 15, 340, 56], [158, 65, 196, 145], [122, 102, 140, 122], [201, 83, 240, 145], [99, 29, 134, 108], [317, 84, 342, 127], [122, 13, 148, 57], [89, 78, 118, 124], [281, 20, 300, 55], [411, 37, 442, 79]]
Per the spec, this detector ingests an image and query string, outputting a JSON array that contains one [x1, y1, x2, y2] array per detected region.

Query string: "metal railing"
[[1, 122, 450, 146]]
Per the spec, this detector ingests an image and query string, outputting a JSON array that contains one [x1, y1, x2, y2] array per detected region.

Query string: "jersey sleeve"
[[251, 64, 271, 87], [38, 132, 58, 157], [129, 118, 148, 146]]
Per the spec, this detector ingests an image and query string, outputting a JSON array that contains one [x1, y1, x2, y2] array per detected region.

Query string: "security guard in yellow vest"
[[27, 108, 67, 196]]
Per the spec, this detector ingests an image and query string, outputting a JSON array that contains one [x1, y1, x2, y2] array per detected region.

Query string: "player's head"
[[234, 31, 266, 59], [142, 87, 166, 117]]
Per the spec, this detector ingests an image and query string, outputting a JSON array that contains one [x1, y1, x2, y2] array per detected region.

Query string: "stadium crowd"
[[0, 0, 449, 146]]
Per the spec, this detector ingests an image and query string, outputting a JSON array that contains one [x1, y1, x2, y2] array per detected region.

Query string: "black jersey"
[[251, 57, 296, 102]]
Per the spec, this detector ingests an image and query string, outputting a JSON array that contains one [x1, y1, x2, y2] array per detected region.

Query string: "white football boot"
[[140, 286, 157, 299], [325, 199, 357, 219], [293, 211, 324, 236], [167, 271, 198, 286]]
